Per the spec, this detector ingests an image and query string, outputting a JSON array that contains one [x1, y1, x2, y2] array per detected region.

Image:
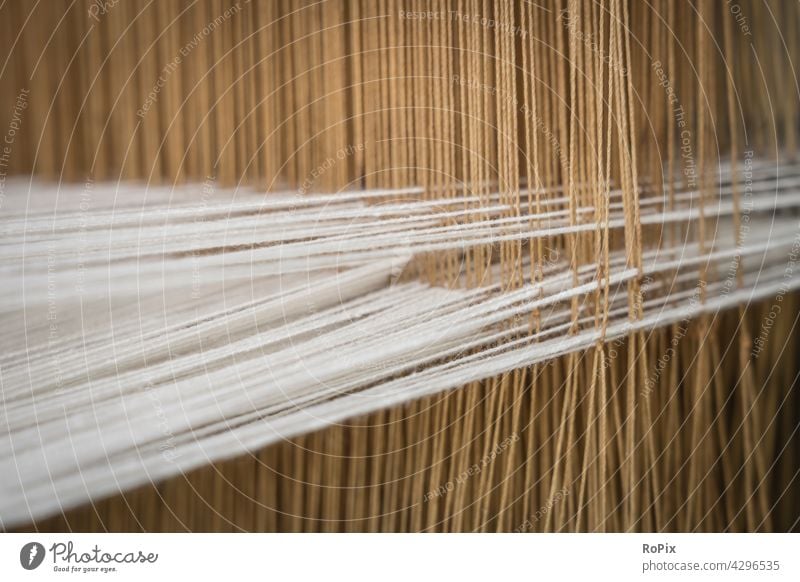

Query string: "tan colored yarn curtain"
[[5, 1, 795, 183], [2, 0, 799, 531], [2, 0, 797, 290]]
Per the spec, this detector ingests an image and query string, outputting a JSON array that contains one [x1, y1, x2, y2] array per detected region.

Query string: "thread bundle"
[[3, 160, 800, 528]]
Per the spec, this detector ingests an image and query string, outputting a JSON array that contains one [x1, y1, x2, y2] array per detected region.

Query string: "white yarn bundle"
[[2, 160, 800, 527]]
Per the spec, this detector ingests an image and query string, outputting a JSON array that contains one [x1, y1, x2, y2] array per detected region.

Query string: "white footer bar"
[[1, 533, 797, 581]]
